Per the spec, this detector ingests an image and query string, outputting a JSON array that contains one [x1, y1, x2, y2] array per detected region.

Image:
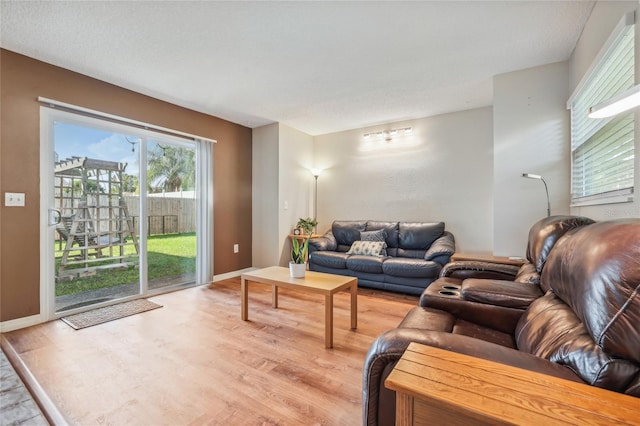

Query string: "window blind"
[[569, 18, 635, 203]]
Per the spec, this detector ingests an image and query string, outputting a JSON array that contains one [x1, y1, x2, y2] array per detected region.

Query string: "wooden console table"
[[385, 343, 640, 425], [451, 252, 526, 266]]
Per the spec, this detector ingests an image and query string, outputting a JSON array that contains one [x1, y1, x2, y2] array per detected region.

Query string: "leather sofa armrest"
[[461, 279, 544, 309], [439, 261, 520, 280], [308, 231, 337, 253], [363, 328, 583, 426], [420, 279, 523, 334], [424, 231, 455, 265]]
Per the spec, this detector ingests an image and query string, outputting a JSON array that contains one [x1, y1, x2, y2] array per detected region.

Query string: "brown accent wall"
[[0, 49, 252, 322]]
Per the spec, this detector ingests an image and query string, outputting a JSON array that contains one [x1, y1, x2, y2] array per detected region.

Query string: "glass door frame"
[[40, 106, 213, 320]]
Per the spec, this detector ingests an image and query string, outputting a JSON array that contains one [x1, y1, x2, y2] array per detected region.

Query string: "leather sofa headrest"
[[542, 219, 640, 364], [526, 215, 595, 273], [331, 220, 367, 246]]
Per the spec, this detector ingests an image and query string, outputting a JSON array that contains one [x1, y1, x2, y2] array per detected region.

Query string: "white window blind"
[[569, 15, 635, 205]]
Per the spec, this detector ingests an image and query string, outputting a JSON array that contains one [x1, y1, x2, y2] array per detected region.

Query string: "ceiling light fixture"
[[363, 127, 412, 141], [588, 85, 640, 119]]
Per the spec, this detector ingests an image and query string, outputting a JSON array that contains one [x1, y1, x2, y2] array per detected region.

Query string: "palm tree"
[[147, 144, 195, 193]]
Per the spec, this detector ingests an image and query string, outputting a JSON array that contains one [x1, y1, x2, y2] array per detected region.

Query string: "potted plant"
[[296, 217, 318, 235], [290, 236, 309, 278]]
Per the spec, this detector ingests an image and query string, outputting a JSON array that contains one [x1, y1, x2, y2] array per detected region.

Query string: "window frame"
[[567, 11, 636, 207]]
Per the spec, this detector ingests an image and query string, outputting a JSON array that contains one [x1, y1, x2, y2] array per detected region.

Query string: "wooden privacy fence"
[[124, 195, 196, 235]]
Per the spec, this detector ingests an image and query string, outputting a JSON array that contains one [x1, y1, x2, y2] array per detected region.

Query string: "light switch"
[[5, 192, 25, 207], [284, 201, 289, 210]]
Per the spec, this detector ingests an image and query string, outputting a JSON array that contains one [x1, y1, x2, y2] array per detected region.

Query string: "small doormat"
[[61, 299, 162, 330]]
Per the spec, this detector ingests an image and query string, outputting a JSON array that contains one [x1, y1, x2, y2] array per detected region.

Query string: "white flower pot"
[[289, 262, 306, 278]]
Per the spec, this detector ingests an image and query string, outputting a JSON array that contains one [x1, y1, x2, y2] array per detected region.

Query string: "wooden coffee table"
[[240, 266, 358, 348]]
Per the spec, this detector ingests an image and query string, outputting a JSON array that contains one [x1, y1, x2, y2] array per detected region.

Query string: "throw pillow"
[[360, 230, 387, 255], [347, 240, 387, 257], [360, 229, 386, 242]]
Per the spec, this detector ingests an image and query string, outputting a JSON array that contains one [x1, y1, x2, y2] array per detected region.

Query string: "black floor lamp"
[[522, 173, 550, 217]]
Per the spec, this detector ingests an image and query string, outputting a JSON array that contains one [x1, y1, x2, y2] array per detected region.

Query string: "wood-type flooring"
[[2, 277, 418, 425]]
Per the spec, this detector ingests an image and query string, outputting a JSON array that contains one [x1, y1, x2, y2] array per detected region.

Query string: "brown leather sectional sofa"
[[363, 217, 640, 425]]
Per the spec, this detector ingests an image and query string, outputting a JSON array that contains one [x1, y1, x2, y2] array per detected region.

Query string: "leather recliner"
[[421, 215, 595, 323], [363, 219, 640, 426]]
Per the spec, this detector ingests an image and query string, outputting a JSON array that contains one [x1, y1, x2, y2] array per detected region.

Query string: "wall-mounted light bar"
[[363, 127, 412, 141], [589, 85, 640, 119]]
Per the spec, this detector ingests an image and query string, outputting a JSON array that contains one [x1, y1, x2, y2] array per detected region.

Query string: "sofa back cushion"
[[525, 215, 595, 273], [541, 219, 640, 364], [365, 221, 399, 256], [331, 221, 367, 252], [396, 222, 444, 258], [515, 292, 640, 393]]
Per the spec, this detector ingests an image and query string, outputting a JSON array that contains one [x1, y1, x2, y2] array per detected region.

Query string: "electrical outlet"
[[5, 192, 25, 207], [233, 244, 239, 253]]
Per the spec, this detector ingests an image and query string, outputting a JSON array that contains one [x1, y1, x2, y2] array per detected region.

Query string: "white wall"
[[569, 1, 640, 221], [313, 107, 494, 253], [252, 123, 280, 267], [277, 123, 314, 265], [493, 61, 571, 256]]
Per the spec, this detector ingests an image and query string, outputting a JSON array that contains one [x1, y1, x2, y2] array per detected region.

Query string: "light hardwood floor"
[[2, 277, 418, 425]]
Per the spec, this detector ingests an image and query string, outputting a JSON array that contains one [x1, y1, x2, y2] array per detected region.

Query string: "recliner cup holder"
[[438, 290, 459, 297], [442, 285, 460, 290]]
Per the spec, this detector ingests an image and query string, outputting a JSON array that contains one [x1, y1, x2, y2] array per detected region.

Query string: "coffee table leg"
[[325, 294, 333, 348], [351, 282, 357, 329], [241, 277, 248, 321], [272, 285, 278, 308]]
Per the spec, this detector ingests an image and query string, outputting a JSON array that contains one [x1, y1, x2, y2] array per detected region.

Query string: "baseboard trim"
[[0, 314, 45, 333], [1, 335, 68, 426], [212, 267, 257, 282]]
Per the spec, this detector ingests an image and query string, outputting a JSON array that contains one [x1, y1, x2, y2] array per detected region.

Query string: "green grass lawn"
[[55, 233, 196, 296]]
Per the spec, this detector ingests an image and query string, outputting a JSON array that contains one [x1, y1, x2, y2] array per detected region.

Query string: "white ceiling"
[[0, 1, 594, 136]]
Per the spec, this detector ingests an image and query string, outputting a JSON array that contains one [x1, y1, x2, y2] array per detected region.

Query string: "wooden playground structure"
[[54, 157, 139, 279]]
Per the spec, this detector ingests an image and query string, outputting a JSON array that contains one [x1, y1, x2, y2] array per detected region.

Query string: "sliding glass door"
[[41, 108, 210, 317], [145, 140, 197, 293]]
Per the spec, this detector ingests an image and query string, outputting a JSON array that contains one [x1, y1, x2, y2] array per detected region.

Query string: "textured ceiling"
[[0, 1, 594, 135]]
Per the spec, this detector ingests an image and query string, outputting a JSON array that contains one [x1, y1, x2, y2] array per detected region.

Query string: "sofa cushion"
[[542, 219, 640, 364], [397, 306, 455, 331], [516, 292, 640, 393], [452, 320, 516, 349], [526, 215, 595, 273], [382, 258, 441, 278], [346, 255, 385, 274], [461, 279, 543, 309], [514, 263, 540, 284], [309, 252, 349, 269], [332, 221, 366, 247], [346, 240, 387, 256], [398, 222, 444, 250]]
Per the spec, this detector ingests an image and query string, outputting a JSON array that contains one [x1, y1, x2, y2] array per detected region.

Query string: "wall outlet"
[[233, 244, 239, 253], [5, 192, 25, 207]]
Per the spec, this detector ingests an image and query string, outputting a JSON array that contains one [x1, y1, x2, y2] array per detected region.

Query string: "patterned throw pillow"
[[347, 240, 387, 257], [360, 229, 386, 242], [361, 230, 387, 256]]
